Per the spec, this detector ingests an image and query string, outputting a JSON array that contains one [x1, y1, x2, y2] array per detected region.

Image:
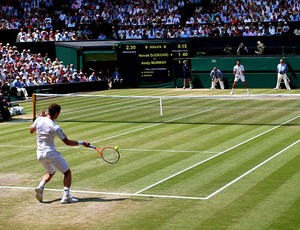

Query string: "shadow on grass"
[[79, 197, 128, 203], [42, 197, 149, 204]]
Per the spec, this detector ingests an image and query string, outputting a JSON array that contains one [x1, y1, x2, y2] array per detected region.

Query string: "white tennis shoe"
[[35, 187, 44, 202], [61, 194, 79, 204]]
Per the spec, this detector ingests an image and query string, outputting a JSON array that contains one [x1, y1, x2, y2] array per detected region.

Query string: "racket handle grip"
[[89, 144, 96, 149]]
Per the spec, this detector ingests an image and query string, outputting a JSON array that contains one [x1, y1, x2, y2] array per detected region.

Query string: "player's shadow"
[[42, 198, 62, 204], [79, 197, 152, 203], [43, 197, 151, 204], [79, 197, 128, 203], [42, 197, 129, 204]]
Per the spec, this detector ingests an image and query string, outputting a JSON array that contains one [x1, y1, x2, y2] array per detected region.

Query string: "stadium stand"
[[0, 0, 299, 103], [0, 0, 297, 41]]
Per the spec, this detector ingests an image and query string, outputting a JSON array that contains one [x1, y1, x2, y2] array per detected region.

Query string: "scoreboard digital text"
[[119, 42, 191, 82]]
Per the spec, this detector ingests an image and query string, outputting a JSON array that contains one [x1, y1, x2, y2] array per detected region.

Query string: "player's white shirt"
[[32, 116, 67, 153], [233, 64, 244, 76]]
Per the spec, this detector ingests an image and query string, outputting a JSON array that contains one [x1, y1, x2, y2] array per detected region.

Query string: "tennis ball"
[[114, 146, 119, 150]]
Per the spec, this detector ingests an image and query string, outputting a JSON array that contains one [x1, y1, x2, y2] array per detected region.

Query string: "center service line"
[[90, 108, 216, 144]]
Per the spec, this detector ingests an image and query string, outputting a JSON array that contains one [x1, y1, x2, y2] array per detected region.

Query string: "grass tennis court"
[[1, 88, 300, 229]]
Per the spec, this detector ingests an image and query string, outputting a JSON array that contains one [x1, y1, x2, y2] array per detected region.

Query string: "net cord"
[[34, 93, 300, 100]]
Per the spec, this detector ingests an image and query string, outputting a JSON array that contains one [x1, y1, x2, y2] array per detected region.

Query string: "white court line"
[[1, 100, 214, 139], [0, 98, 160, 135], [0, 132, 299, 201], [2, 106, 299, 200], [205, 138, 300, 199], [0, 135, 298, 203], [1, 126, 29, 135], [0, 186, 207, 200], [90, 108, 216, 144], [60, 99, 157, 122], [73, 107, 215, 149], [0, 144, 218, 154], [121, 148, 219, 154], [1, 99, 129, 132], [0, 108, 217, 201], [0, 144, 71, 149], [135, 114, 300, 195]]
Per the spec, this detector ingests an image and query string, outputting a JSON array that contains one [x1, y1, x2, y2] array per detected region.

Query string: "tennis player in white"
[[30, 104, 90, 204], [230, 59, 250, 95]]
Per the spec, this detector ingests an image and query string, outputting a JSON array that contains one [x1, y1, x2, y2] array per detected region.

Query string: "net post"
[[160, 96, 163, 117], [32, 93, 36, 121]]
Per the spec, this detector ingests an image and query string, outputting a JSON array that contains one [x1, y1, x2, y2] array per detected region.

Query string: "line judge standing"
[[273, 59, 291, 90], [182, 60, 192, 89], [210, 67, 225, 90]]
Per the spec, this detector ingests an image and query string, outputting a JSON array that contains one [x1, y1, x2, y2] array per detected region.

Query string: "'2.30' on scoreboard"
[[119, 42, 190, 82]]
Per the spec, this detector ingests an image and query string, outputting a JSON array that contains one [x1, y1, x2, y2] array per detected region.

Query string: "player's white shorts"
[[37, 150, 69, 174], [234, 75, 246, 82]]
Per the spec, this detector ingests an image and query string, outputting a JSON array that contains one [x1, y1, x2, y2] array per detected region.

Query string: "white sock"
[[38, 181, 45, 189], [247, 88, 250, 93], [64, 187, 70, 196]]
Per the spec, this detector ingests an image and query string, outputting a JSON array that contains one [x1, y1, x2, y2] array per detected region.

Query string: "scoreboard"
[[118, 41, 191, 83]]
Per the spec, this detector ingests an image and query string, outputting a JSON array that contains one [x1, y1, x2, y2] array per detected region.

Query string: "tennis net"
[[33, 93, 300, 126]]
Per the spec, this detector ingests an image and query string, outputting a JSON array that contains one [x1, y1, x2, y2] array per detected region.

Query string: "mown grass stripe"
[[198, 144, 300, 229]]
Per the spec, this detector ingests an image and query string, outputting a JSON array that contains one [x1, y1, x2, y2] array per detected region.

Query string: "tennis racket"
[[89, 145, 120, 164]]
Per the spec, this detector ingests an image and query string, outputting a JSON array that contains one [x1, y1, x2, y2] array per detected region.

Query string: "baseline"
[[0, 186, 207, 200]]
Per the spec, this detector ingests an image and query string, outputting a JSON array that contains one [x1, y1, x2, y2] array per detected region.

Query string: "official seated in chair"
[[11, 76, 29, 99]]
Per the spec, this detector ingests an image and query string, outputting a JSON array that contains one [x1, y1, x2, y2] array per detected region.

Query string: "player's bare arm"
[[62, 137, 90, 147]]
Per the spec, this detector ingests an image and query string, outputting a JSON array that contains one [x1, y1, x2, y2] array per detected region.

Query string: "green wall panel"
[[55, 46, 79, 69]]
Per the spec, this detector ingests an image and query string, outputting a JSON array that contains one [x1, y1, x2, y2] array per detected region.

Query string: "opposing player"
[[29, 104, 90, 204], [230, 59, 250, 95]]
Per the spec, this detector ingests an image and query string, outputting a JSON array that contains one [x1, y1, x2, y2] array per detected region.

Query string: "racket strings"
[[101, 148, 120, 163]]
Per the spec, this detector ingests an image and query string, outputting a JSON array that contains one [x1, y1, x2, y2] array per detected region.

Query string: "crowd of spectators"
[[0, 1, 299, 88], [0, 0, 298, 42], [0, 42, 110, 99], [1, 0, 299, 120], [0, 1, 298, 80]]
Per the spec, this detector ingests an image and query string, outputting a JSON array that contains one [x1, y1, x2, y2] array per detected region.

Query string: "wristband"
[[78, 141, 84, 146]]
